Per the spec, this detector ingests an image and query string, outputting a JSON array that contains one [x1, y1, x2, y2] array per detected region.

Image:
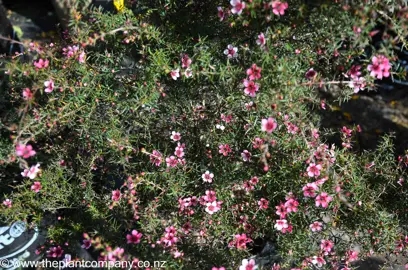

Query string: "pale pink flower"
[[202, 171, 214, 183], [46, 246, 64, 258], [203, 190, 216, 202], [31, 181, 42, 193], [170, 69, 180, 80], [246, 64, 262, 80], [241, 150, 251, 161], [212, 267, 226, 270], [271, 1, 288, 15], [310, 221, 322, 232], [348, 77, 366, 93], [34, 59, 49, 69], [22, 88, 33, 100], [112, 190, 121, 201], [184, 68, 193, 78], [126, 230, 142, 244], [256, 33, 266, 47], [311, 256, 326, 268], [21, 163, 41, 179], [302, 182, 319, 197], [3, 199, 12, 208], [170, 131, 181, 141], [224, 44, 238, 58], [205, 201, 221, 214], [274, 219, 288, 231], [307, 163, 322, 177], [315, 192, 333, 208], [261, 117, 278, 133], [16, 144, 36, 159], [239, 259, 258, 270], [166, 156, 178, 167], [44, 79, 55, 93], [230, 0, 246, 15]]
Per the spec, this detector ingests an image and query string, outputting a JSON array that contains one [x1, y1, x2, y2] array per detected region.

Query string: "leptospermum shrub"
[[1, 0, 408, 269]]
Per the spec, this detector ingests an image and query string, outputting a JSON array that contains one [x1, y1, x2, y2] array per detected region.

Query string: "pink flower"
[[307, 163, 322, 177], [205, 201, 221, 214], [166, 156, 178, 167], [34, 59, 49, 69], [274, 219, 288, 231], [246, 64, 262, 80], [44, 79, 55, 93], [230, 0, 246, 15], [346, 250, 359, 262], [47, 246, 64, 258], [217, 7, 225, 21], [271, 1, 288, 16], [170, 69, 180, 80], [256, 33, 266, 47], [16, 144, 36, 159], [78, 52, 86, 63], [81, 239, 92, 249], [181, 54, 192, 68], [315, 192, 333, 208], [21, 163, 41, 179], [212, 267, 226, 270], [341, 126, 353, 137], [367, 55, 391, 79], [112, 190, 121, 201], [302, 182, 319, 197], [150, 150, 162, 166], [241, 150, 251, 161], [202, 171, 214, 183], [258, 198, 269, 209], [126, 230, 142, 244], [348, 77, 366, 93], [224, 44, 238, 58], [218, 144, 232, 156], [203, 190, 217, 202], [311, 256, 326, 267], [305, 68, 317, 79], [31, 181, 42, 193], [243, 79, 260, 97], [261, 117, 278, 133], [347, 65, 362, 79], [170, 131, 181, 141], [284, 198, 299, 213], [22, 88, 33, 100], [174, 146, 185, 158], [320, 239, 334, 254], [234, 234, 251, 249], [275, 203, 287, 218], [239, 259, 258, 270], [3, 199, 12, 208], [310, 221, 322, 232]]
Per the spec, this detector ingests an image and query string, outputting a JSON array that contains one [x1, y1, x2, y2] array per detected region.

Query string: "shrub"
[[1, 0, 408, 269]]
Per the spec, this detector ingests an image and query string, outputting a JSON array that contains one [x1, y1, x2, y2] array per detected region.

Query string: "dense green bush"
[[1, 0, 408, 269]]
